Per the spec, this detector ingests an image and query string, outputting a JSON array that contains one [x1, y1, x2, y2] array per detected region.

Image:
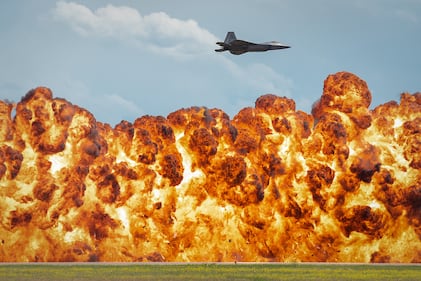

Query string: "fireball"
[[0, 72, 420, 262]]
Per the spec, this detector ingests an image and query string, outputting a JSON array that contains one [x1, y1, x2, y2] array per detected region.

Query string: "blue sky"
[[1, 0, 420, 125]]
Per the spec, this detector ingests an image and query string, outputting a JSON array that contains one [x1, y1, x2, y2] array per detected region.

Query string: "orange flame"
[[0, 72, 420, 262]]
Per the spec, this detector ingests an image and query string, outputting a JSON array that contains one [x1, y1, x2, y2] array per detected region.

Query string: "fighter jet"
[[215, 32, 290, 55]]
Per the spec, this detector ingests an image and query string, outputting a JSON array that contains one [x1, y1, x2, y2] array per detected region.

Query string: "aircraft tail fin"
[[224, 32, 237, 44]]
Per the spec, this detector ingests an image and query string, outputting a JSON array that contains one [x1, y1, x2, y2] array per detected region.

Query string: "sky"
[[1, 0, 420, 125]]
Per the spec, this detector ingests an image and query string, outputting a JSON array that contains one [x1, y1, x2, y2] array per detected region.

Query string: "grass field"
[[1, 263, 420, 281]]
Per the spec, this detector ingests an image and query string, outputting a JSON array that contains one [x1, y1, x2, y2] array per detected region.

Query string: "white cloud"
[[217, 56, 293, 98], [53, 1, 217, 57], [105, 94, 143, 117], [353, 0, 420, 24], [395, 9, 419, 24], [245, 63, 293, 96]]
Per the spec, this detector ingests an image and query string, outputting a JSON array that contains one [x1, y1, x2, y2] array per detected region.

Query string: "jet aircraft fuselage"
[[215, 32, 290, 55]]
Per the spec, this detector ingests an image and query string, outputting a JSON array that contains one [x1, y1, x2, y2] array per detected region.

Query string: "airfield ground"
[[1, 263, 421, 281]]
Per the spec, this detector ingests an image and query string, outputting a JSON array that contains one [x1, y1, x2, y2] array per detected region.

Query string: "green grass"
[[1, 263, 420, 281]]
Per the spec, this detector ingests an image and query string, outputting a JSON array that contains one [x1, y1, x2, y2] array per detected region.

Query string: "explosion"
[[0, 72, 420, 262]]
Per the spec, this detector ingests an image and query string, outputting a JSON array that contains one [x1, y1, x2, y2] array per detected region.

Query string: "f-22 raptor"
[[215, 32, 290, 55]]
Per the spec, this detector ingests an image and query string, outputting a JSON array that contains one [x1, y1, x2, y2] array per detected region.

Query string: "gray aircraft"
[[215, 32, 290, 55]]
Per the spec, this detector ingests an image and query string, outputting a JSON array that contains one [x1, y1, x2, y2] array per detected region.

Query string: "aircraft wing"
[[230, 49, 248, 55], [231, 40, 256, 48]]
